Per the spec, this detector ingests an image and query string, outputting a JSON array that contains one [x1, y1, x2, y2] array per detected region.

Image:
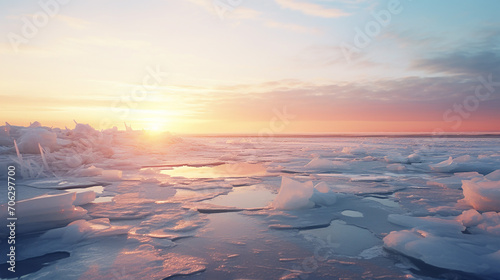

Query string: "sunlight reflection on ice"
[[206, 185, 275, 208], [160, 162, 267, 178]]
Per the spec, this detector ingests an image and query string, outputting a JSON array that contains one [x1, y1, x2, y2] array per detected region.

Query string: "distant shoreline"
[[180, 133, 500, 138]]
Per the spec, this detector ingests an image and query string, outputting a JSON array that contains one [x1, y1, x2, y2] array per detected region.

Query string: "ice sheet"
[[2, 127, 500, 279]]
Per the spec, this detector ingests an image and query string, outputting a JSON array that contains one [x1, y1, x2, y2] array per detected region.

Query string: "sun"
[[148, 124, 162, 132], [133, 110, 170, 133], [142, 117, 170, 134]]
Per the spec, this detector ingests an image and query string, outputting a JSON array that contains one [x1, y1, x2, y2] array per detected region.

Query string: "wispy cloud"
[[64, 36, 151, 49], [412, 51, 500, 76], [55, 15, 89, 29], [197, 76, 500, 124], [186, 0, 260, 20], [265, 20, 320, 34], [274, 0, 350, 18]]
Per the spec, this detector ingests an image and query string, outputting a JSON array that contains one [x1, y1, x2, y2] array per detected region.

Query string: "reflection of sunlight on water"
[[206, 185, 275, 208], [161, 163, 267, 178], [78, 243, 206, 280]]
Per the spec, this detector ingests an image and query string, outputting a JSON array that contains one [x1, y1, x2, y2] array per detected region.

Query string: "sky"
[[1, 0, 500, 134]]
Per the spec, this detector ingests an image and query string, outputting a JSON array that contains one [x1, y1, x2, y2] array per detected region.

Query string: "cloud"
[[186, 0, 260, 20], [274, 0, 350, 18], [228, 7, 261, 19], [265, 20, 320, 34], [64, 36, 151, 50], [412, 51, 500, 76], [192, 75, 500, 124], [185, 0, 321, 34], [195, 73, 488, 132], [0, 95, 109, 111], [384, 24, 500, 77], [55, 15, 89, 29]]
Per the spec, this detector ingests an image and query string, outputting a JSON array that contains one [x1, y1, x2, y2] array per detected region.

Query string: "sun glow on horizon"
[[146, 123, 162, 132]]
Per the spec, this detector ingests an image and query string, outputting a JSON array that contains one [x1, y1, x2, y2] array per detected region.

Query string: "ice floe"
[[461, 171, 500, 211], [304, 157, 350, 172], [41, 218, 130, 243], [0, 192, 91, 235], [384, 213, 500, 276], [271, 177, 314, 210]]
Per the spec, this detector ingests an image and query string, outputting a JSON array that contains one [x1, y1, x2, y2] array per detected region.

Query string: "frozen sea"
[[1, 124, 500, 280]]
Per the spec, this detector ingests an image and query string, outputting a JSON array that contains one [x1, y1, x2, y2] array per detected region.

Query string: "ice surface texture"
[[2, 124, 500, 279]]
